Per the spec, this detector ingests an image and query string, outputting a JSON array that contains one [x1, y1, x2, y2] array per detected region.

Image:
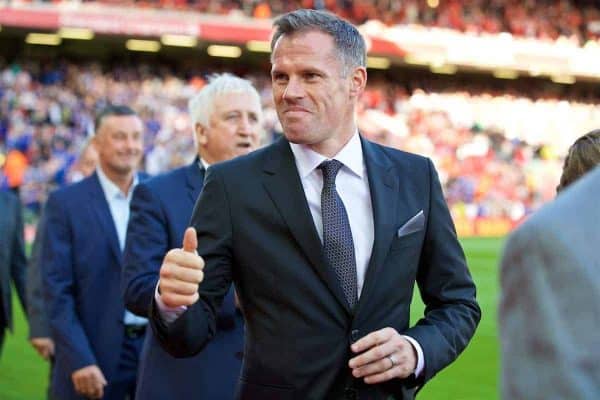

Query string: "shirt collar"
[[289, 132, 364, 179], [96, 166, 138, 200], [199, 157, 210, 170]]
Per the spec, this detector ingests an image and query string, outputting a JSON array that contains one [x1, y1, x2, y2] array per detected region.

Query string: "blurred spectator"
[[0, 58, 597, 227], [556, 129, 600, 192], [73, 0, 600, 45]]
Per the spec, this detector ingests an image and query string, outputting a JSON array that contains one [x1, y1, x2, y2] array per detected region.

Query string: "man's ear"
[[349, 66, 367, 98], [195, 123, 208, 145]]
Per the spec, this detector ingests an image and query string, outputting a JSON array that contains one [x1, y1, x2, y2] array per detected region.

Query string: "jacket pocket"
[[236, 379, 295, 400]]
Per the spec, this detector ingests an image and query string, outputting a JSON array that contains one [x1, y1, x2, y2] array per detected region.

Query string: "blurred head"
[[270, 9, 367, 156], [93, 105, 144, 179], [78, 138, 99, 177], [188, 73, 263, 164], [557, 129, 600, 193]]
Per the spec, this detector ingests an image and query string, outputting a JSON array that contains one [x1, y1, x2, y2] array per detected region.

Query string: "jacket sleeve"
[[42, 193, 97, 372], [27, 211, 50, 338], [150, 167, 233, 358], [403, 159, 481, 383], [122, 183, 170, 317], [10, 194, 28, 316]]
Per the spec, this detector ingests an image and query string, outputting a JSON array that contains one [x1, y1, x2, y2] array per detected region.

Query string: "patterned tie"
[[319, 160, 358, 310]]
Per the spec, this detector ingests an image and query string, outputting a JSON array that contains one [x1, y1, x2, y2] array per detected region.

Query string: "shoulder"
[[47, 175, 94, 205], [209, 143, 274, 176], [138, 165, 189, 193]]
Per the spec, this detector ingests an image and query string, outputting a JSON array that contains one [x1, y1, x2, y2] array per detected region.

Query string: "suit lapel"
[[354, 138, 398, 319], [262, 138, 352, 315], [185, 160, 204, 206], [88, 173, 122, 263]]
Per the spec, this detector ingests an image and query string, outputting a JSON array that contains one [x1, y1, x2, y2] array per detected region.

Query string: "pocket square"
[[397, 210, 424, 237]]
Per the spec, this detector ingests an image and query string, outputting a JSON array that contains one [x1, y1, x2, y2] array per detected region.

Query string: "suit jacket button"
[[344, 387, 357, 400], [350, 329, 361, 343]]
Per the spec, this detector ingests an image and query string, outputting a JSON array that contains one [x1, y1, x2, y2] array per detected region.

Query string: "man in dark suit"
[[499, 166, 600, 399], [152, 10, 480, 399], [0, 189, 27, 355], [122, 73, 263, 400], [42, 105, 147, 399]]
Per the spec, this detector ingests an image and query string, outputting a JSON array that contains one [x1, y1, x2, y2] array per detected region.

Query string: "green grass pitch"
[[0, 237, 504, 399]]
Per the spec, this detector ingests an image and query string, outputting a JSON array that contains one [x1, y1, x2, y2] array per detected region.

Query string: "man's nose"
[[282, 76, 305, 101]]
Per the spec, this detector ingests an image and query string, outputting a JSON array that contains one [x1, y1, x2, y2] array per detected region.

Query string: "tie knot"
[[318, 160, 344, 184]]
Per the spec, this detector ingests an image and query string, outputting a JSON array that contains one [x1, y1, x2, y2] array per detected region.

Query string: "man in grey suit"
[[0, 190, 27, 354], [499, 166, 600, 400]]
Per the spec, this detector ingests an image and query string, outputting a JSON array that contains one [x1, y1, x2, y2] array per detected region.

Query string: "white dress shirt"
[[156, 137, 424, 375], [96, 166, 147, 326]]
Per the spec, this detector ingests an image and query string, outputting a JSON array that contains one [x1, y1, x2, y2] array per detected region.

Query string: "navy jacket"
[[42, 172, 147, 399], [0, 190, 27, 342]]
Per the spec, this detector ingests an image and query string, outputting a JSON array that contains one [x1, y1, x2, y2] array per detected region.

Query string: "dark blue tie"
[[319, 160, 358, 309]]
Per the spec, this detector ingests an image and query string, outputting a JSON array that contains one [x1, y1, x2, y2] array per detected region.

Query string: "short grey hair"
[[188, 73, 262, 128], [271, 9, 366, 75]]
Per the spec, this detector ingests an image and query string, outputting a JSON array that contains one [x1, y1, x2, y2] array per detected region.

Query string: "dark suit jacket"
[[0, 190, 27, 340], [27, 211, 50, 339], [151, 137, 481, 400], [42, 172, 146, 400], [123, 162, 243, 400]]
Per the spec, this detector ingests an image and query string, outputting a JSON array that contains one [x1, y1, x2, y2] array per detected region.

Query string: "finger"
[[351, 354, 394, 378], [362, 365, 410, 384], [159, 278, 201, 296], [41, 347, 50, 360], [161, 262, 204, 284], [90, 379, 105, 399], [96, 369, 108, 386], [350, 327, 395, 354], [349, 340, 396, 369], [161, 292, 199, 308], [79, 377, 93, 398], [165, 249, 204, 270], [182, 227, 197, 253]]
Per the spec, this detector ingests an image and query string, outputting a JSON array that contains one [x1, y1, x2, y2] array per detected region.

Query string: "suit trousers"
[[103, 331, 144, 400]]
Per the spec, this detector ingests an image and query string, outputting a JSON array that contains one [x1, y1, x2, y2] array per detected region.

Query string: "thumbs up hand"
[[158, 227, 205, 308]]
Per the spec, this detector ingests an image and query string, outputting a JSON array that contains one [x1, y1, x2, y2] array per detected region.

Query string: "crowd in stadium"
[[85, 0, 600, 45], [3, 58, 596, 225]]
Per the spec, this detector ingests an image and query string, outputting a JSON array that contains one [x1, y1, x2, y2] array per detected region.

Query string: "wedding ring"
[[387, 354, 398, 369]]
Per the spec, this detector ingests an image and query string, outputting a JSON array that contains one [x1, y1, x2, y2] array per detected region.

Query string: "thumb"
[[182, 227, 198, 253]]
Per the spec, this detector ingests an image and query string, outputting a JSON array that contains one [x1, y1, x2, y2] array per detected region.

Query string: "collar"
[[96, 166, 138, 200], [199, 157, 210, 170], [289, 132, 364, 179]]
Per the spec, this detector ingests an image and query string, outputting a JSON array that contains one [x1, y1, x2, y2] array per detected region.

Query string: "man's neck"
[[99, 165, 135, 196], [305, 129, 357, 159]]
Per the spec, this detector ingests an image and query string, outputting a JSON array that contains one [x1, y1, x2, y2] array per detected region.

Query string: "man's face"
[[78, 144, 99, 177], [197, 92, 263, 164], [271, 30, 366, 154], [94, 114, 144, 176]]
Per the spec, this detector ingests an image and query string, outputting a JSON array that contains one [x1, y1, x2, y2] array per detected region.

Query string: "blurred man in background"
[[123, 73, 263, 400], [556, 129, 600, 193], [0, 189, 27, 356], [500, 164, 600, 399], [42, 105, 147, 400]]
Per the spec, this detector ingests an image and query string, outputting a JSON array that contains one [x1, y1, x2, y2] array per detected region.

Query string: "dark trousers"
[[103, 331, 144, 400]]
